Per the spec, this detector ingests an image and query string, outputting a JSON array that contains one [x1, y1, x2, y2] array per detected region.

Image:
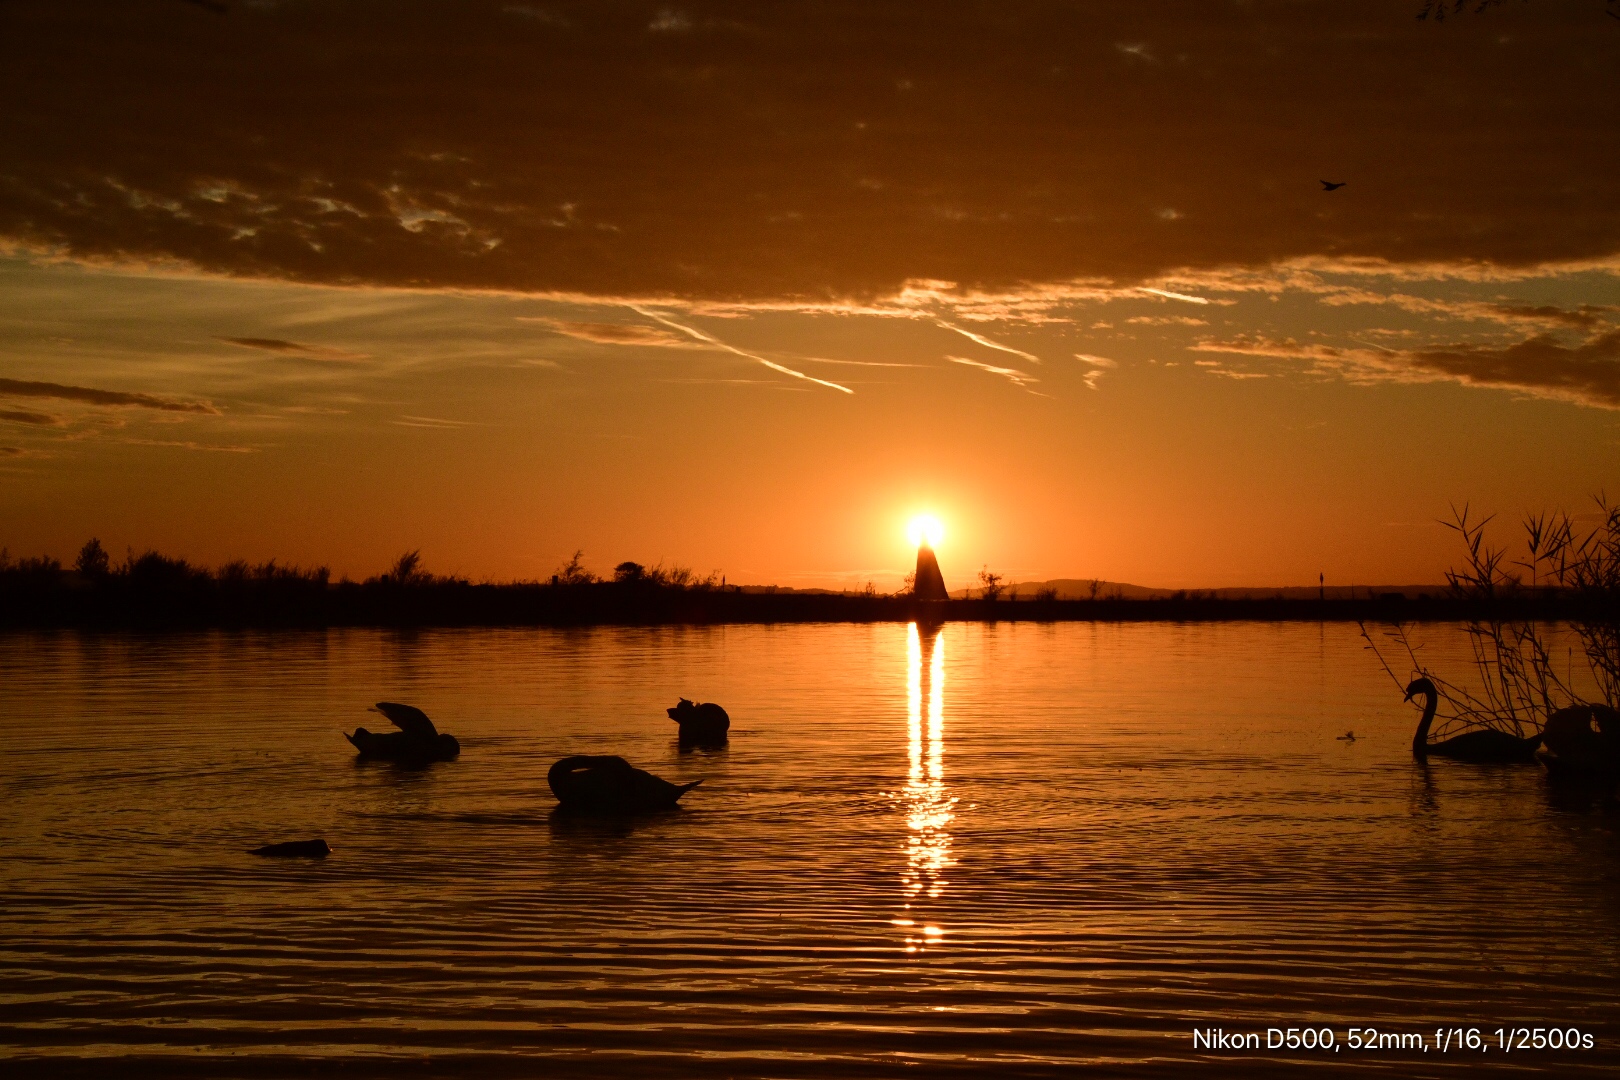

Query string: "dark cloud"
[[1, 2, 1616, 302], [0, 378, 220, 413], [1407, 329, 1620, 408], [0, 406, 64, 425], [1194, 329, 1620, 409], [1487, 304, 1615, 330], [219, 336, 369, 361]]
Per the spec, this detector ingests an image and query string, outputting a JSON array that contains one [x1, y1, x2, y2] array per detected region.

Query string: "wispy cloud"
[[648, 8, 693, 33], [0, 407, 65, 426], [1125, 315, 1208, 326], [394, 415, 477, 428], [219, 336, 370, 362], [121, 438, 257, 453], [1314, 290, 1618, 330], [1073, 353, 1119, 389], [797, 356, 924, 368], [0, 378, 219, 414], [1191, 336, 1345, 363], [934, 319, 1041, 364], [628, 305, 854, 393], [521, 317, 696, 347], [946, 354, 1039, 387]]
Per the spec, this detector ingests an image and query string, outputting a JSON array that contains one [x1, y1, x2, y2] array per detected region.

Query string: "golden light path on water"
[[897, 622, 954, 953], [3, 622, 1620, 1078]]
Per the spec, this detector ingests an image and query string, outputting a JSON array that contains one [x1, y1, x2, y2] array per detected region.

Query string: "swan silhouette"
[[1405, 678, 1540, 763], [548, 755, 701, 812], [1538, 703, 1620, 779], [668, 698, 730, 742], [345, 702, 461, 764]]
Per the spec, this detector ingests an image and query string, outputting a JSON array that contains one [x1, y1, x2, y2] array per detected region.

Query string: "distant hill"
[[737, 584, 849, 596], [951, 579, 1446, 601]]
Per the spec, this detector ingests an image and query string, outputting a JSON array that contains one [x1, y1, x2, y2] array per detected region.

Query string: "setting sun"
[[907, 514, 945, 550]]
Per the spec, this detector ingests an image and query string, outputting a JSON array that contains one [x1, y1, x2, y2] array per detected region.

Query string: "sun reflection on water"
[[896, 620, 955, 953]]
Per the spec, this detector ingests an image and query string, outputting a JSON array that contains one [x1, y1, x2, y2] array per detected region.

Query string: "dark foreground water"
[[2, 622, 1617, 1078]]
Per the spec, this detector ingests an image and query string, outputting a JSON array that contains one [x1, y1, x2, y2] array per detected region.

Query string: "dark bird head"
[[1403, 677, 1436, 702]]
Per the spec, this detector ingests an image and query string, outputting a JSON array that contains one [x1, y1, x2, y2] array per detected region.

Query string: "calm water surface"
[[2, 621, 1617, 1077]]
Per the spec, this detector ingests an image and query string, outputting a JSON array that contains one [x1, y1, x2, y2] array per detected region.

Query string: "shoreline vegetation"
[[0, 543, 1609, 631], [1363, 501, 1619, 741]]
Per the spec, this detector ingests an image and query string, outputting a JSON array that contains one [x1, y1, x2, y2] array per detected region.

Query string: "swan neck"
[[1412, 686, 1438, 758]]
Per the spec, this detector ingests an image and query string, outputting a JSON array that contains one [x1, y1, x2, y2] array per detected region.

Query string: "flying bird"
[[1320, 181, 1347, 191]]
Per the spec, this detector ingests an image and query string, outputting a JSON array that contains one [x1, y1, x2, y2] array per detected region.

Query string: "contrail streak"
[[628, 306, 854, 393], [946, 355, 1039, 387], [934, 319, 1041, 364], [1138, 287, 1211, 305]]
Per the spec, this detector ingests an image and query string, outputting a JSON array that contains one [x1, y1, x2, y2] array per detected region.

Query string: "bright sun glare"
[[906, 514, 945, 549]]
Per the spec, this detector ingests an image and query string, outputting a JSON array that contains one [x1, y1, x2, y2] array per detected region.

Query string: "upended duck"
[[345, 702, 461, 764], [548, 755, 700, 812], [668, 698, 730, 741], [1406, 678, 1540, 763]]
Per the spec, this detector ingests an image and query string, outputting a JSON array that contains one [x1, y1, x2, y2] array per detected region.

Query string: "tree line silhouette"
[[0, 539, 1605, 629]]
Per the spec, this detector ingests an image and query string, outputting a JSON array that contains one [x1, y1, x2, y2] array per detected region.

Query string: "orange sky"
[[2, 1, 1617, 590]]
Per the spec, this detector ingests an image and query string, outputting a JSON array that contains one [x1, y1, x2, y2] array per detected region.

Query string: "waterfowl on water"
[[1337, 731, 1358, 741], [1538, 703, 1620, 779], [548, 755, 700, 813], [1405, 678, 1541, 763], [345, 701, 461, 764], [668, 698, 730, 742]]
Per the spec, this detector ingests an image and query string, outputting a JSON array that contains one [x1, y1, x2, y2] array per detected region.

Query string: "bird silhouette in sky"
[[1320, 180, 1347, 191]]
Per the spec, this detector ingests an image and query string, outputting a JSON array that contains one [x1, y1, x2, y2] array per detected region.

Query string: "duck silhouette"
[[1337, 730, 1358, 741], [548, 755, 700, 812], [1320, 180, 1347, 191], [249, 838, 330, 858], [345, 702, 461, 764], [668, 698, 730, 742], [1406, 678, 1540, 763]]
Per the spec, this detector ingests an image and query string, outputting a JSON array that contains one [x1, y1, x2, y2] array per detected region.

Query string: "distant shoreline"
[[0, 578, 1600, 630]]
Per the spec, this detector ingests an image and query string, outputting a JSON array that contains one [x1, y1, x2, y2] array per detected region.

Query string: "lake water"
[[2, 621, 1617, 1077]]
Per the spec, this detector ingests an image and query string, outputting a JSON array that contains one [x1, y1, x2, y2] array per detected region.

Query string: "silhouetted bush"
[[1365, 497, 1620, 743], [76, 538, 109, 577]]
